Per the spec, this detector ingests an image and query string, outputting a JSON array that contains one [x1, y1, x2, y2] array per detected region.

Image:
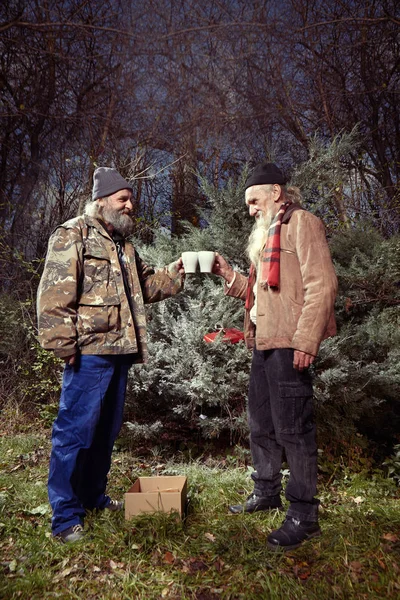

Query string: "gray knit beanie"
[[92, 167, 133, 201]]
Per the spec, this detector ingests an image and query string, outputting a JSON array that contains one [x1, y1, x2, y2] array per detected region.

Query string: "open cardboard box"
[[125, 475, 187, 519]]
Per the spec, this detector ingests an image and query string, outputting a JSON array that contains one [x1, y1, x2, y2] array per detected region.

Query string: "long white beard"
[[246, 211, 274, 267]]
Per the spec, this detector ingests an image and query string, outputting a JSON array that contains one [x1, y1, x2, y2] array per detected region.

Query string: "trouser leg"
[[266, 349, 319, 521], [73, 357, 131, 509], [248, 349, 283, 498], [48, 355, 125, 535]]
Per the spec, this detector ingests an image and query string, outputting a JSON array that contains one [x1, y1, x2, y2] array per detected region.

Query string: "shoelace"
[[71, 524, 83, 533]]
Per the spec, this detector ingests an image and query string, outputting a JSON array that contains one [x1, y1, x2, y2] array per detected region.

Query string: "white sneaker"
[[106, 499, 123, 512], [56, 524, 85, 543]]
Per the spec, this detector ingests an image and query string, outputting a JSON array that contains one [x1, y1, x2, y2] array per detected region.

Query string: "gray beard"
[[101, 205, 135, 238], [85, 201, 134, 238], [246, 211, 274, 267]]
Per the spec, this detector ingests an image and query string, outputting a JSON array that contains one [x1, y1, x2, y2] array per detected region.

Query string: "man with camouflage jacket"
[[37, 167, 184, 543]]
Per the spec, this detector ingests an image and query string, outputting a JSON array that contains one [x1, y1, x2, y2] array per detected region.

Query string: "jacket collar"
[[282, 203, 304, 224], [83, 213, 113, 240]]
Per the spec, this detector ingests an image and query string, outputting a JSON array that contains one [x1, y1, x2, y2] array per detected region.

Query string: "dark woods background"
[[1, 0, 399, 469]]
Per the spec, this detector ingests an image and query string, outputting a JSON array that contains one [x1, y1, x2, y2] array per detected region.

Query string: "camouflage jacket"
[[37, 215, 183, 362]]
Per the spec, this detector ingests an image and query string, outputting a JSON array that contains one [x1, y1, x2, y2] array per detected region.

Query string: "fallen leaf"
[[293, 563, 311, 580], [332, 585, 342, 595], [377, 559, 387, 570], [382, 533, 398, 543], [349, 572, 359, 584], [109, 560, 118, 570], [345, 298, 353, 312], [9, 464, 24, 472], [163, 551, 174, 564], [131, 543, 140, 550], [55, 567, 73, 579], [8, 559, 17, 572], [352, 496, 364, 504], [93, 566, 101, 572], [28, 504, 50, 515], [213, 558, 224, 572], [350, 561, 363, 572], [204, 532, 216, 543], [185, 558, 208, 573]]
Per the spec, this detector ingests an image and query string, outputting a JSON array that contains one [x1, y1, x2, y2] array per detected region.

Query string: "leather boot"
[[229, 493, 283, 514], [267, 516, 321, 551]]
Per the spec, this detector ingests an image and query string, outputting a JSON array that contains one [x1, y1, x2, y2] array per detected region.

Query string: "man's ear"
[[273, 184, 282, 203]]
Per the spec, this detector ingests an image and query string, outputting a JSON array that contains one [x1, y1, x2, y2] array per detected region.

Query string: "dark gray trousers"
[[248, 348, 319, 521]]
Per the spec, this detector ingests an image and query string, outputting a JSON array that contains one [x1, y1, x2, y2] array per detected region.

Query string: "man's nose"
[[126, 198, 133, 211], [249, 206, 257, 217]]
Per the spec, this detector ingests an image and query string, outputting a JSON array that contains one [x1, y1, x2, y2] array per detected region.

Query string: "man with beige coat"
[[212, 163, 337, 551]]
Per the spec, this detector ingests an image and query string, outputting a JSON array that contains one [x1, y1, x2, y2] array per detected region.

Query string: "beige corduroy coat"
[[225, 209, 338, 357]]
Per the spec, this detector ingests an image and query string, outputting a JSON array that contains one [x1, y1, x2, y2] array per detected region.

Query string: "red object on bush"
[[203, 328, 244, 344]]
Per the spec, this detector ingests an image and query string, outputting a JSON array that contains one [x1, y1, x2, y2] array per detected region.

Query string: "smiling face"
[[98, 189, 135, 237]]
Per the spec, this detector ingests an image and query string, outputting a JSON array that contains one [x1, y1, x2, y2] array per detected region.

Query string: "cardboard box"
[[125, 476, 187, 519]]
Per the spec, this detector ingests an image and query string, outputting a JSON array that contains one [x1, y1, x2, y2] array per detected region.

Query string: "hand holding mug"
[[168, 257, 185, 276], [212, 253, 235, 283]]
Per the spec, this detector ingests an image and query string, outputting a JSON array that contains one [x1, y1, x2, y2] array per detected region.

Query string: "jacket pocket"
[[80, 246, 119, 304], [278, 382, 314, 434], [77, 304, 121, 336]]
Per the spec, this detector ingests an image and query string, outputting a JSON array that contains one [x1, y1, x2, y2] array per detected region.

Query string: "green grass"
[[0, 429, 399, 599]]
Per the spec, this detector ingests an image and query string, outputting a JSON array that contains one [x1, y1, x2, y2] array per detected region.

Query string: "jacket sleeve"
[[291, 213, 338, 355], [36, 226, 83, 358], [135, 252, 184, 304], [224, 272, 249, 301]]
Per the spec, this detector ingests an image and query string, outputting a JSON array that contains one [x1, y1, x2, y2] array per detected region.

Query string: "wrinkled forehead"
[[106, 188, 133, 201], [245, 184, 271, 205]]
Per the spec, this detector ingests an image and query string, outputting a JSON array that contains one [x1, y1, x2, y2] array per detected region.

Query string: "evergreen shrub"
[[0, 293, 62, 418], [124, 179, 400, 461]]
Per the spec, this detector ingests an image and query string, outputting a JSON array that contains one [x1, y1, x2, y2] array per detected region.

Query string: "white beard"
[[246, 211, 274, 267]]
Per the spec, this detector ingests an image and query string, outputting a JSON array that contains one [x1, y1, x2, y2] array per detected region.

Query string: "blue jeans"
[[248, 348, 319, 521], [48, 354, 133, 535]]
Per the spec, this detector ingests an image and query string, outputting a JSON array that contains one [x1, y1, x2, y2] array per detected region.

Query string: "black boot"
[[267, 516, 321, 551], [229, 493, 283, 514]]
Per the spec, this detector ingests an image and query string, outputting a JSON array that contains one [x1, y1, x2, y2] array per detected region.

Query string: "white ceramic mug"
[[181, 251, 199, 274], [198, 251, 216, 273]]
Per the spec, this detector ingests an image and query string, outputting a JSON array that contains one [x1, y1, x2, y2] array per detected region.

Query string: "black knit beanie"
[[92, 167, 133, 201], [244, 163, 287, 190]]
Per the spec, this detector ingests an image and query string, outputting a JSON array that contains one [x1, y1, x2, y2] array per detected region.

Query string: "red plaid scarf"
[[245, 201, 292, 310]]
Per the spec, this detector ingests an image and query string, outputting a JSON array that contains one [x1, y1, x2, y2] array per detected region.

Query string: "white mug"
[[198, 251, 216, 273], [181, 251, 199, 274]]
